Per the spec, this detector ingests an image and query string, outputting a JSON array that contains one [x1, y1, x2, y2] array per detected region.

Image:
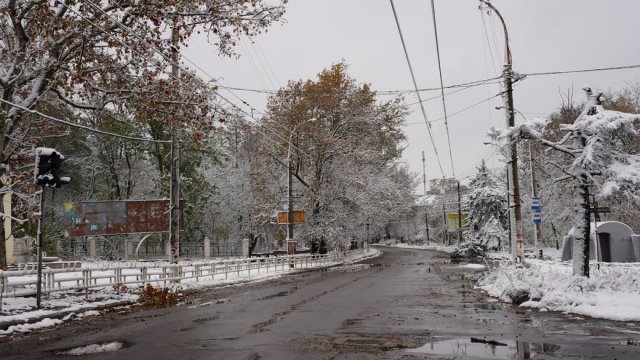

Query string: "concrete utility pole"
[[286, 142, 295, 254], [480, 0, 524, 263], [422, 151, 427, 195], [425, 211, 430, 243], [457, 181, 462, 245], [286, 118, 316, 255], [505, 167, 511, 252], [442, 204, 447, 245], [169, 25, 181, 266]]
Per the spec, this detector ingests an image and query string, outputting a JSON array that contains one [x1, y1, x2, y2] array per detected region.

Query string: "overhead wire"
[[405, 90, 504, 126], [389, 0, 445, 178], [377, 75, 503, 95], [70, 1, 313, 160], [255, 41, 282, 86], [0, 98, 170, 143], [479, 7, 498, 77], [239, 37, 271, 90], [80, 1, 296, 141], [523, 64, 640, 77], [429, 0, 455, 178], [479, 5, 498, 168], [244, 37, 280, 89], [178, 61, 640, 97]]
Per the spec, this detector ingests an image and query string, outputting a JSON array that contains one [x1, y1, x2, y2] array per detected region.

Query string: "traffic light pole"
[[36, 185, 44, 308]]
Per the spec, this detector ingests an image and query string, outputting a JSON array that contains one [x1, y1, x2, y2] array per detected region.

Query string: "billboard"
[[64, 200, 184, 237], [446, 213, 469, 231], [277, 211, 305, 224]]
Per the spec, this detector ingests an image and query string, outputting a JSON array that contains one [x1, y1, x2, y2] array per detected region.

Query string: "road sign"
[[63, 200, 185, 237], [531, 197, 541, 211], [590, 207, 611, 213], [277, 211, 305, 224], [532, 213, 542, 224]]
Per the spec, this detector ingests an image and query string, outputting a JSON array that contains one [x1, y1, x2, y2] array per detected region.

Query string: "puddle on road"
[[463, 303, 504, 311], [408, 337, 560, 359]]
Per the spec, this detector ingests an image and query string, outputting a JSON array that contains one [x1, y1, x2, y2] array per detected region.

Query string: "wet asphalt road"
[[1, 246, 640, 359]]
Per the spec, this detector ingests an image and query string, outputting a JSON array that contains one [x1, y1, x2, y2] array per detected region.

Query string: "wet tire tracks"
[[248, 267, 377, 334]]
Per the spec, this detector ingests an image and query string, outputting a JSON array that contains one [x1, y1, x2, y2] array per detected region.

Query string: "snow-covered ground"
[[0, 249, 380, 337], [380, 241, 640, 322], [480, 256, 640, 322], [375, 240, 457, 254]]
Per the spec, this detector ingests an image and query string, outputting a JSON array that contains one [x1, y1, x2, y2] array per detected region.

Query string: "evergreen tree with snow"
[[464, 160, 508, 250]]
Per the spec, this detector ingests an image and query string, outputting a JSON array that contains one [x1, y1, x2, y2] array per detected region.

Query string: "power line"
[[429, 0, 455, 178], [523, 64, 640, 77], [377, 76, 503, 95], [0, 98, 170, 143], [93, 1, 313, 158], [389, 0, 445, 178], [187, 61, 640, 97], [405, 90, 504, 126], [69, 1, 313, 160], [479, 8, 499, 77]]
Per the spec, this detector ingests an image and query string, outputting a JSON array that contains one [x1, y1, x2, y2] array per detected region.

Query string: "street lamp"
[[479, 0, 525, 263], [286, 118, 316, 255]]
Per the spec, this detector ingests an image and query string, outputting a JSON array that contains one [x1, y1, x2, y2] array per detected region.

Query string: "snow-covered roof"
[[568, 221, 635, 237]]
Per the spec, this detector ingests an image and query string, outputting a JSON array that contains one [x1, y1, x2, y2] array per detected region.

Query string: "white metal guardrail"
[[0, 252, 358, 308]]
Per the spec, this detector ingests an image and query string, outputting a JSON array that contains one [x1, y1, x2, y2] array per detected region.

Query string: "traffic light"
[[34, 147, 71, 187]]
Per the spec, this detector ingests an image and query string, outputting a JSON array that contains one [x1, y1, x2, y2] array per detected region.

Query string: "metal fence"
[[0, 251, 365, 310], [56, 238, 255, 260]]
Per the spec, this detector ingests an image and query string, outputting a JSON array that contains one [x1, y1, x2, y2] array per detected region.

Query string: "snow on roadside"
[[57, 342, 124, 356], [376, 240, 457, 254], [1, 250, 378, 337], [479, 259, 640, 322]]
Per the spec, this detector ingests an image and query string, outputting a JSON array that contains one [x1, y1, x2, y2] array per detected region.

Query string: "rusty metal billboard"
[[63, 200, 184, 237], [277, 211, 305, 224]]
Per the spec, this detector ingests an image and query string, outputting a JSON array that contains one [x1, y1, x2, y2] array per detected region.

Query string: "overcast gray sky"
[[186, 0, 640, 191]]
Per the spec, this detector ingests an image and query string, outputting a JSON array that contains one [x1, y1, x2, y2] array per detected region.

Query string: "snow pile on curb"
[[377, 241, 457, 254], [344, 248, 381, 264], [479, 259, 640, 321]]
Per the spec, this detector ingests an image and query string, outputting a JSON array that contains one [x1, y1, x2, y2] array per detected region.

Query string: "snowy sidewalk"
[[0, 249, 380, 337], [479, 258, 640, 322]]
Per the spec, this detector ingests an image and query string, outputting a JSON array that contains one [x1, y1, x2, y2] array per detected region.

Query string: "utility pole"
[[285, 118, 315, 255], [35, 186, 44, 308], [480, 0, 524, 263], [425, 211, 430, 243], [457, 181, 462, 245], [169, 25, 181, 267], [442, 204, 447, 245], [422, 151, 427, 195], [287, 144, 295, 254], [529, 141, 542, 253], [505, 164, 512, 252], [366, 220, 370, 251]]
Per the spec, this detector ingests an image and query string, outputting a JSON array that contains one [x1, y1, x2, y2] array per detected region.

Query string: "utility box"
[[561, 221, 640, 262]]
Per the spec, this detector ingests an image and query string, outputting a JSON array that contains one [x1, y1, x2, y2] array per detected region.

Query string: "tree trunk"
[[572, 179, 591, 277], [0, 205, 5, 269], [572, 130, 591, 277]]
